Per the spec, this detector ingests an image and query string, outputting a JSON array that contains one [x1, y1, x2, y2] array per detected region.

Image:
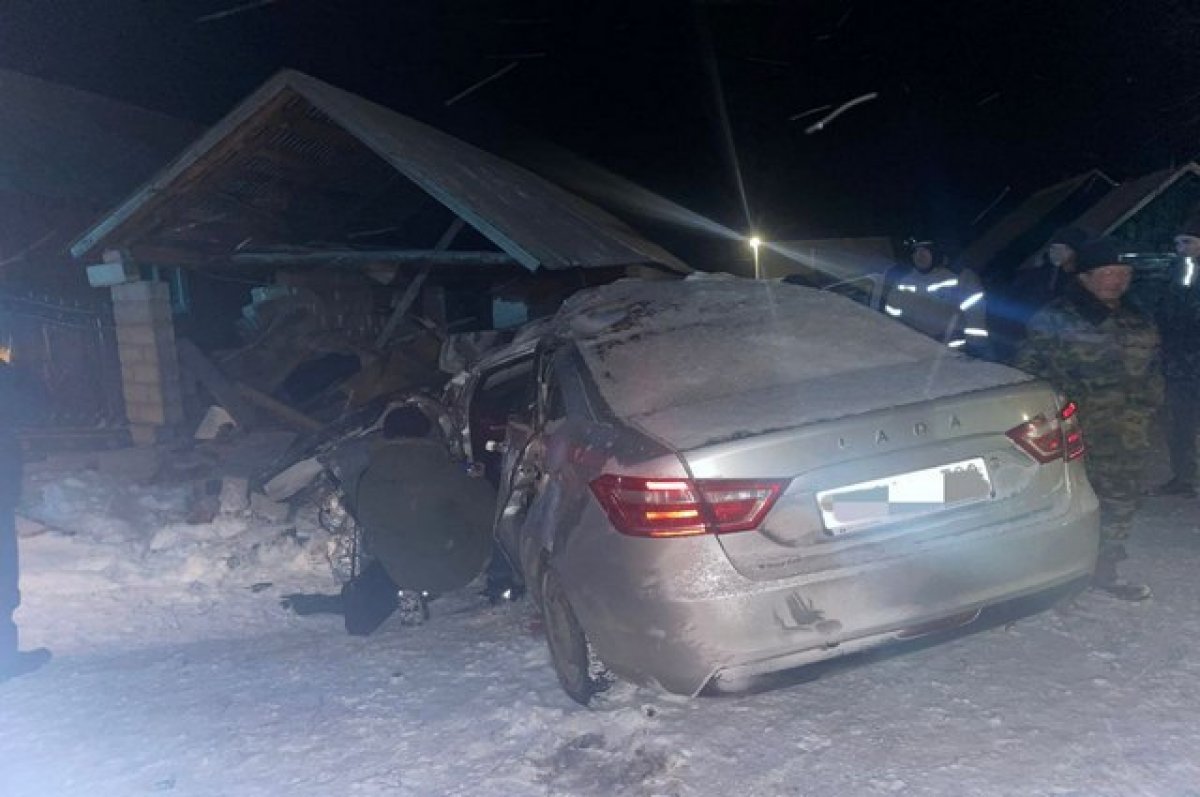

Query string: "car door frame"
[[491, 336, 582, 572]]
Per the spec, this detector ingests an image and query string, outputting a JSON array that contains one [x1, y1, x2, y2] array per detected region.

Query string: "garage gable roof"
[[70, 70, 687, 274]]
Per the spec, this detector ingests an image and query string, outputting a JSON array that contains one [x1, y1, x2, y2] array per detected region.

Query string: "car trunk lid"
[[672, 380, 1073, 581]]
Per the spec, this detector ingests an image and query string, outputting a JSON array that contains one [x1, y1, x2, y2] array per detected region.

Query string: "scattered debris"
[[261, 457, 324, 502], [235, 383, 322, 432], [177, 272, 451, 437], [178, 340, 258, 429], [187, 479, 222, 525], [249, 491, 291, 523], [194, 405, 237, 441], [219, 477, 250, 514]]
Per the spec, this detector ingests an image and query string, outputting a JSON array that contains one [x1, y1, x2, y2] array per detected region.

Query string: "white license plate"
[[816, 458, 993, 536]]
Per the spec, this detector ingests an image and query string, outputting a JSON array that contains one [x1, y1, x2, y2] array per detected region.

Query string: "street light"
[[748, 236, 762, 279]]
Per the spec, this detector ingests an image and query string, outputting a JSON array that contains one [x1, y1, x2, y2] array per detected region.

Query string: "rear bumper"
[[708, 572, 1090, 691], [562, 494, 1099, 696]]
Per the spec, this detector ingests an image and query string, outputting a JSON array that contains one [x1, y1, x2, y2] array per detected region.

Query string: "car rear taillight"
[[589, 475, 789, 538], [1005, 400, 1085, 464]]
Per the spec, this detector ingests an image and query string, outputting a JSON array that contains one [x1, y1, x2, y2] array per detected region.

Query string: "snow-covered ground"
[[3, 437, 1200, 796]]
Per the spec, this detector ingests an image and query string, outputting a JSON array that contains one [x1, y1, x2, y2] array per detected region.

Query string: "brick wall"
[[111, 281, 183, 444]]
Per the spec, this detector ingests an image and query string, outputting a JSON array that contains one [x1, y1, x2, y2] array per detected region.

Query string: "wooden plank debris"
[[374, 218, 464, 350], [235, 382, 323, 432], [231, 249, 512, 267], [177, 339, 259, 428]]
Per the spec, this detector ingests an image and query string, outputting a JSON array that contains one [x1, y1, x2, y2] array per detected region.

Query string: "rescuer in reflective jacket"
[[879, 238, 990, 357]]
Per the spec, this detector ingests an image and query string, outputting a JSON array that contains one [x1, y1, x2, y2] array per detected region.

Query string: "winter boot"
[[1092, 545, 1151, 602], [0, 647, 51, 684], [396, 591, 430, 626], [341, 560, 399, 636]]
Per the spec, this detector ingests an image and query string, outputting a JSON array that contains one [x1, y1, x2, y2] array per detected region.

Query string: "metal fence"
[[0, 291, 125, 434]]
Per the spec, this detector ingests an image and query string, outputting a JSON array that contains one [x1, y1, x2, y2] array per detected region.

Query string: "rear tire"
[[540, 567, 611, 705]]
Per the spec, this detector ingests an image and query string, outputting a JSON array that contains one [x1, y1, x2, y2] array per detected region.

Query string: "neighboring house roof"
[[70, 70, 688, 274], [958, 170, 1115, 274], [1071, 162, 1200, 237], [0, 68, 198, 206]]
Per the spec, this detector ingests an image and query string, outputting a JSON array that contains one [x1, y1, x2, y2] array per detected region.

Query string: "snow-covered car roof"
[[553, 276, 1033, 448]]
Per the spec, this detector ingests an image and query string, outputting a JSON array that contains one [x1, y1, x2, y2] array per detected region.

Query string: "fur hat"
[[1075, 237, 1127, 273]]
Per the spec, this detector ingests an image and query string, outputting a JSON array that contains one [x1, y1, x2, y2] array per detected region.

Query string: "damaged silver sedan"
[[264, 276, 1100, 704], [480, 276, 1098, 703]]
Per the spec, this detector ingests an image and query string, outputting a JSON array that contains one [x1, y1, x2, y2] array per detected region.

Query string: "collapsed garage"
[[70, 69, 688, 444]]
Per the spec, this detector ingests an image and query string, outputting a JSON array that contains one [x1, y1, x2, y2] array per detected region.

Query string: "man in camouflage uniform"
[[1015, 237, 1162, 601], [1146, 213, 1200, 498]]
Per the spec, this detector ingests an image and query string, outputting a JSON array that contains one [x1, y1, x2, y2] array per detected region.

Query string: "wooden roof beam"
[[231, 248, 515, 267]]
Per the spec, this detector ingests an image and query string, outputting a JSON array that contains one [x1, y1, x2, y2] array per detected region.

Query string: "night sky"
[[3, 0, 1200, 251]]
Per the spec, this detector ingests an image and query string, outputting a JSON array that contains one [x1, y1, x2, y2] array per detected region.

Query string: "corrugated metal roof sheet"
[[70, 70, 688, 274]]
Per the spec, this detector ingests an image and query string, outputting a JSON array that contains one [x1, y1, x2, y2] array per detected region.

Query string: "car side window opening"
[[469, 357, 537, 486], [835, 276, 881, 308]]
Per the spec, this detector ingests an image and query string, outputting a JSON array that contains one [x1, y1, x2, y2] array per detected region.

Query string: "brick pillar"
[[111, 281, 183, 446]]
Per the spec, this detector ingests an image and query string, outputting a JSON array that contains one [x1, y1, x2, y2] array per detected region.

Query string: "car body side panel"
[[554, 484, 1097, 696], [510, 418, 684, 592], [501, 348, 685, 592]]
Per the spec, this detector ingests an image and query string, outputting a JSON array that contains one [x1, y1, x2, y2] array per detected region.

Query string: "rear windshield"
[[564, 278, 1002, 421]]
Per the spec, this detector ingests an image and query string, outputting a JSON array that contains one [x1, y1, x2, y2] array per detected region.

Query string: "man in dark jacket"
[[993, 226, 1092, 362], [1015, 237, 1163, 601], [1146, 213, 1200, 498], [1017, 225, 1090, 304], [1, 356, 50, 681]]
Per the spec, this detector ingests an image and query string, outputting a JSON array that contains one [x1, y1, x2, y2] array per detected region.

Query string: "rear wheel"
[[540, 567, 611, 705]]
